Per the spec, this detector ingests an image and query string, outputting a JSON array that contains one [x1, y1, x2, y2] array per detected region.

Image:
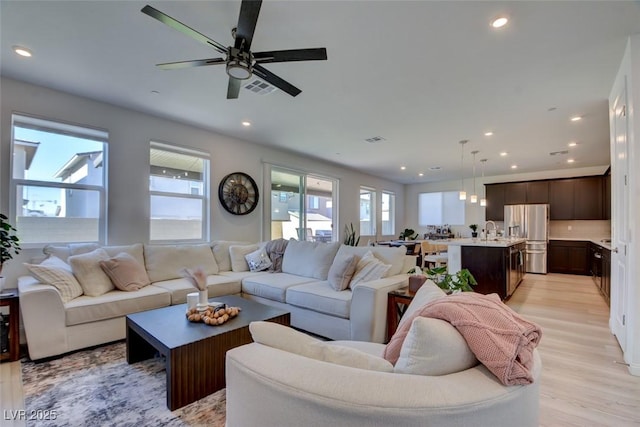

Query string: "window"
[[418, 191, 465, 226], [149, 142, 210, 241], [11, 114, 107, 245], [360, 187, 376, 236], [381, 191, 395, 236]]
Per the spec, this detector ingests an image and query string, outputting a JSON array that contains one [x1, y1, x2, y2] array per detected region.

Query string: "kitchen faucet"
[[484, 221, 497, 241]]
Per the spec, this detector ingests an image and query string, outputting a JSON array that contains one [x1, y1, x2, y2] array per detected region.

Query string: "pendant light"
[[480, 158, 488, 206], [470, 150, 479, 203], [458, 140, 468, 200]]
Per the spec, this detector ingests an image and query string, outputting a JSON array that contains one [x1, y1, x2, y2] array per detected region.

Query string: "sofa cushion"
[[327, 253, 359, 291], [229, 244, 260, 272], [242, 273, 315, 303], [152, 276, 242, 304], [144, 244, 219, 282], [68, 248, 114, 297], [350, 251, 391, 287], [250, 321, 393, 372], [334, 244, 406, 276], [282, 240, 340, 280], [286, 281, 351, 319], [99, 252, 150, 292], [64, 285, 170, 326], [394, 317, 478, 376], [245, 247, 273, 272], [211, 240, 250, 272], [24, 256, 84, 303], [398, 280, 446, 330], [42, 243, 100, 262]]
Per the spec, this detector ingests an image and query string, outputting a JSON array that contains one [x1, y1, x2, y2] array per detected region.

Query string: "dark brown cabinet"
[[526, 181, 549, 204], [574, 177, 604, 220], [549, 179, 574, 220], [485, 184, 505, 221], [461, 246, 509, 299], [504, 182, 527, 205], [601, 248, 611, 306], [604, 173, 611, 220], [548, 240, 590, 275]]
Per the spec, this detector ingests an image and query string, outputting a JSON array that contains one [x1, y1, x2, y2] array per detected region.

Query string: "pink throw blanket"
[[384, 292, 542, 385]]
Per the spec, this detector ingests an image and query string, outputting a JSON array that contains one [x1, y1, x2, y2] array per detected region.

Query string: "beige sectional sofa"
[[18, 240, 413, 360]]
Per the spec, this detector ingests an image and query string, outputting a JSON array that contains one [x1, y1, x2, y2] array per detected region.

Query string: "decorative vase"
[[197, 290, 208, 311]]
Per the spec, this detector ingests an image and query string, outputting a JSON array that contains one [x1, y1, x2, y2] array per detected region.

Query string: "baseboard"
[[627, 361, 640, 376]]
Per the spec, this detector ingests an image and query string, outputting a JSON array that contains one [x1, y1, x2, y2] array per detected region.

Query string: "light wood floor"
[[1, 273, 639, 426]]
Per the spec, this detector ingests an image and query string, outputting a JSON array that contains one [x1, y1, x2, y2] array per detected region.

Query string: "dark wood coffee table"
[[126, 295, 290, 410]]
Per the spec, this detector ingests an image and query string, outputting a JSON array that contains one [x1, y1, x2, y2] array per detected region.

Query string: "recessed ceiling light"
[[491, 16, 509, 28], [567, 159, 575, 163], [511, 165, 518, 169], [500, 152, 508, 157], [484, 131, 493, 136], [568, 142, 577, 147], [570, 116, 582, 122], [418, 173, 424, 177], [242, 121, 251, 126], [400, 166, 406, 170], [13, 46, 32, 57]]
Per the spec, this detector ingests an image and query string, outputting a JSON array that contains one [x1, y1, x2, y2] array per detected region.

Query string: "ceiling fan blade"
[[157, 58, 226, 70], [227, 77, 241, 99], [253, 48, 328, 64], [234, 0, 262, 51], [141, 5, 228, 54], [252, 64, 301, 97]]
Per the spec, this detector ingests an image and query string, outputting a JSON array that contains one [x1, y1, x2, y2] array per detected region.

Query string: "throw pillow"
[[68, 248, 114, 297], [397, 281, 446, 330], [229, 244, 260, 272], [249, 321, 393, 373], [394, 317, 478, 376], [349, 251, 391, 287], [24, 256, 83, 303], [245, 247, 273, 272], [327, 253, 359, 291], [99, 252, 151, 291], [211, 240, 250, 272], [264, 238, 289, 272]]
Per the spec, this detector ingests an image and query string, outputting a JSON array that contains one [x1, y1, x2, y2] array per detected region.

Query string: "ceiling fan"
[[141, 1, 327, 99]]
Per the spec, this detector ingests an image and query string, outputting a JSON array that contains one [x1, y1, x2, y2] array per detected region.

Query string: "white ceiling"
[[2, 1, 640, 184]]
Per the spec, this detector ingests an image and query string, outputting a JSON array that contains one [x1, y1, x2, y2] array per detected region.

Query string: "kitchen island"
[[447, 238, 527, 299]]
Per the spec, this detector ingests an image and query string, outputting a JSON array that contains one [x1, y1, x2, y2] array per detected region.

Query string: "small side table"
[[0, 288, 20, 362], [386, 287, 415, 342]]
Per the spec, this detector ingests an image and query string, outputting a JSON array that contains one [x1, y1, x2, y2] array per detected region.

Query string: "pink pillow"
[[99, 252, 150, 291]]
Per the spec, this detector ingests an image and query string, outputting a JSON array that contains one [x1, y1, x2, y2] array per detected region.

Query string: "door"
[[610, 79, 629, 351]]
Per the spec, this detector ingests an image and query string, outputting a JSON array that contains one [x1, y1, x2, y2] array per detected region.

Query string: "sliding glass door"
[[269, 167, 336, 242]]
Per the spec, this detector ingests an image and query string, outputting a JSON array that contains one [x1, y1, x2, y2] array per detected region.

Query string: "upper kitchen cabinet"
[[573, 176, 604, 220], [525, 181, 549, 204], [549, 179, 575, 220], [485, 183, 506, 221], [504, 182, 527, 205], [604, 171, 611, 220]]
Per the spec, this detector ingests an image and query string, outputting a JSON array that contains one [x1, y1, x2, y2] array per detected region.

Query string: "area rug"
[[21, 342, 226, 426]]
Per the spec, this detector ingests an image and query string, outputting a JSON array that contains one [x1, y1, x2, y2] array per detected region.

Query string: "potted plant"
[[343, 223, 360, 246], [423, 266, 477, 293], [399, 228, 418, 241], [1, 213, 21, 285], [469, 224, 478, 238]]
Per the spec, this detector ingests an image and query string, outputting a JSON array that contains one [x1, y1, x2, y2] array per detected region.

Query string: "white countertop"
[[446, 238, 527, 248]]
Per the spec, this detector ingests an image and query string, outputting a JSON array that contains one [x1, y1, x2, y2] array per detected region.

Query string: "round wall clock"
[[218, 172, 259, 215]]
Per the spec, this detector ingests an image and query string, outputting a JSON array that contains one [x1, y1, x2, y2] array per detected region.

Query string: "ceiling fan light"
[[226, 61, 252, 80]]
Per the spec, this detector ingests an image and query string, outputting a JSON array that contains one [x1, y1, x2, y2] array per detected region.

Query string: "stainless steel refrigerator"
[[504, 204, 549, 274]]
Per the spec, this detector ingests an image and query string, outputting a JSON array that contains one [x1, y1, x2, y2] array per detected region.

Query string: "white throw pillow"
[[397, 280, 446, 330], [394, 317, 478, 376], [144, 244, 219, 282], [349, 251, 391, 287], [327, 253, 359, 291], [245, 247, 273, 272], [281, 240, 341, 280], [229, 244, 260, 272], [24, 256, 83, 303], [211, 240, 250, 272], [334, 244, 407, 276], [68, 248, 114, 297], [249, 321, 393, 372]]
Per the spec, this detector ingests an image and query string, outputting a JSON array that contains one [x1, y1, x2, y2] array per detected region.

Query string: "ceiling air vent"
[[549, 150, 569, 156], [243, 78, 277, 95], [364, 136, 386, 143]]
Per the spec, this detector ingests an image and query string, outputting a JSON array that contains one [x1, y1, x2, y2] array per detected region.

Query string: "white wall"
[[0, 77, 404, 286], [404, 165, 609, 238]]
